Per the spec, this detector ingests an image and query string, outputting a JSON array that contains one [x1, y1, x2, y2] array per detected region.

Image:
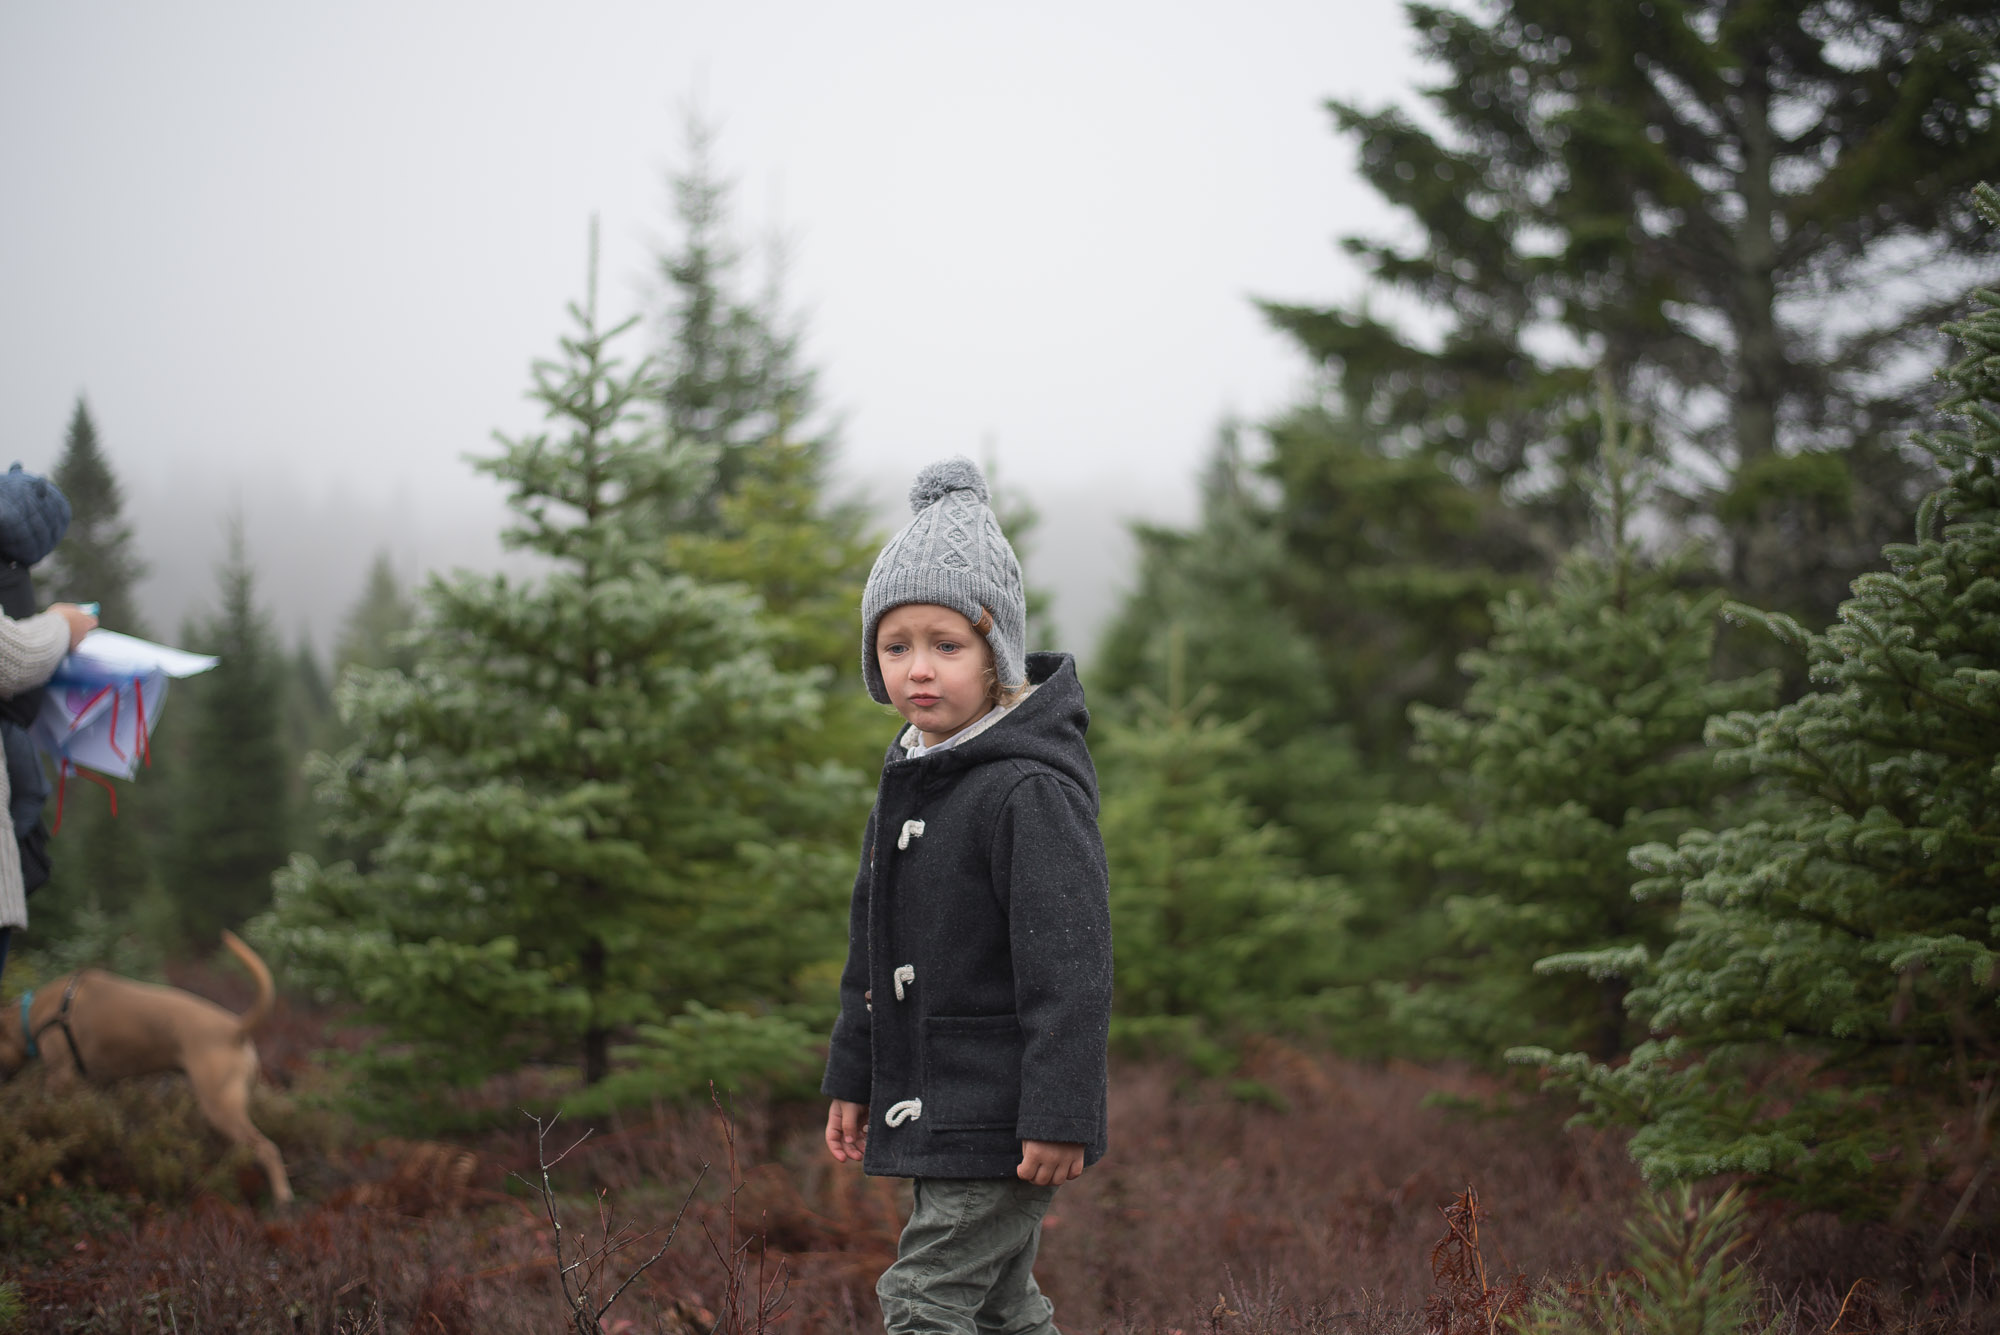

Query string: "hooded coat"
[[822, 652, 1112, 1179]]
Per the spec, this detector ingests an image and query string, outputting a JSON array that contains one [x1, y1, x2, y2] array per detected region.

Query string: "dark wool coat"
[[821, 652, 1112, 1179]]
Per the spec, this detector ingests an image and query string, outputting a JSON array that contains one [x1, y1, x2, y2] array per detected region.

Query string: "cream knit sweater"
[[0, 612, 77, 931]]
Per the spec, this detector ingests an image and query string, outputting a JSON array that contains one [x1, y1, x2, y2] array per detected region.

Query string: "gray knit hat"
[[861, 457, 1027, 705]]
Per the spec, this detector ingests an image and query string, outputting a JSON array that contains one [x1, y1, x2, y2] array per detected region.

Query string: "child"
[[823, 457, 1112, 1334]]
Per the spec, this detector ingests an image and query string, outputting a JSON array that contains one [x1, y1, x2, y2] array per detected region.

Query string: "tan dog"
[[0, 930, 292, 1206]]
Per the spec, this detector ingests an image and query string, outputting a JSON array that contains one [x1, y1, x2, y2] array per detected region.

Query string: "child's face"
[[876, 603, 993, 746]]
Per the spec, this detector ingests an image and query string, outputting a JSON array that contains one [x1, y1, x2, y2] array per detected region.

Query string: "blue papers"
[[33, 630, 219, 781]]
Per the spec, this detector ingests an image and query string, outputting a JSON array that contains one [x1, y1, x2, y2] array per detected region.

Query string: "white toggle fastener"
[[893, 964, 915, 1001], [898, 819, 926, 850], [884, 1098, 923, 1127]]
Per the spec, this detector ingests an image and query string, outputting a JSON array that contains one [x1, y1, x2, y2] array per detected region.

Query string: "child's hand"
[[825, 1099, 868, 1164], [1016, 1140, 1085, 1186]]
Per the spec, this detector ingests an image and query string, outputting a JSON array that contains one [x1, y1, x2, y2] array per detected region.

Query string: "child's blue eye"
[[937, 641, 960, 653]]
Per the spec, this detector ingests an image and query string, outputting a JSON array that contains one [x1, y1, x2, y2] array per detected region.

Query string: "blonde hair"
[[981, 662, 1030, 710]]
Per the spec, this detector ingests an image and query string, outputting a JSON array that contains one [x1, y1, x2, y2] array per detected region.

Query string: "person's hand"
[[825, 1099, 868, 1164], [49, 603, 97, 650], [1016, 1140, 1085, 1186]]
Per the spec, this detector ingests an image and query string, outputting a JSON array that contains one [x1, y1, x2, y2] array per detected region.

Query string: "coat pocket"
[[921, 1014, 1024, 1131]]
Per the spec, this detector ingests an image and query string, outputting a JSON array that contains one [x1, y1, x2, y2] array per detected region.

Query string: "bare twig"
[[702, 1083, 792, 1335], [512, 1109, 708, 1335]]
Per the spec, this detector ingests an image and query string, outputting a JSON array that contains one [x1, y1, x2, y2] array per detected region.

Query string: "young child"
[[823, 457, 1112, 1334]]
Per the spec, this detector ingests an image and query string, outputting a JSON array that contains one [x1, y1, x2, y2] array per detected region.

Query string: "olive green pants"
[[876, 1177, 1061, 1335]]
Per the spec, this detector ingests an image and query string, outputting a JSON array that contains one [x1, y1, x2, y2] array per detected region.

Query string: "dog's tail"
[[220, 930, 276, 1039]]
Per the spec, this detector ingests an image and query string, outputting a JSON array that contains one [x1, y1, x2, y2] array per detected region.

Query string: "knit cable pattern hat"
[[861, 457, 1027, 705], [0, 464, 70, 567]]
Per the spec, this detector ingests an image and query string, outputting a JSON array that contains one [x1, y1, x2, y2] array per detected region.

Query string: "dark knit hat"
[[861, 457, 1027, 705], [0, 464, 70, 567]]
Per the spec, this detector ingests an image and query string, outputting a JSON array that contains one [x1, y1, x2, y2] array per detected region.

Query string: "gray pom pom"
[[908, 456, 989, 513]]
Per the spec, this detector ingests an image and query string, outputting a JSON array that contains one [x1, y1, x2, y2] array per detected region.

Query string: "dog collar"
[[17, 989, 33, 1059]]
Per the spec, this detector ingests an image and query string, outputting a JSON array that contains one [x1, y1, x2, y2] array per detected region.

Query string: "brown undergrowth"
[[3, 1007, 1994, 1333]]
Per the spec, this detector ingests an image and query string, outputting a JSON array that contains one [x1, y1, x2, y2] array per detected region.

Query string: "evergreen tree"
[[1269, 0, 2000, 620], [264, 235, 857, 1091], [1098, 423, 1382, 867], [334, 553, 419, 675], [647, 118, 885, 860], [1096, 658, 1351, 1055], [1260, 403, 1546, 766], [34, 397, 159, 930], [41, 395, 146, 634], [981, 454, 1057, 651], [280, 639, 337, 852], [654, 115, 827, 528], [1095, 431, 1427, 1048], [166, 520, 293, 943], [1376, 395, 1776, 1061], [1529, 205, 2000, 1228], [665, 434, 885, 774]]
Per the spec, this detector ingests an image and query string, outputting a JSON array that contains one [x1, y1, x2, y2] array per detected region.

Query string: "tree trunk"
[[1596, 976, 1629, 1062], [1728, 60, 1785, 586], [582, 935, 609, 1086]]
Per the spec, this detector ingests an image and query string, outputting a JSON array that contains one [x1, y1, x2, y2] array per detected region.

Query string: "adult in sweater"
[[0, 463, 97, 981]]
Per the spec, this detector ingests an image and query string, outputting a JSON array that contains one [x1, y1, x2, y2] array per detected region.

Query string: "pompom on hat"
[[861, 456, 1027, 704], [0, 464, 70, 567]]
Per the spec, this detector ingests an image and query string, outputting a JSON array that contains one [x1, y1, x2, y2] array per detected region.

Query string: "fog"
[[1, 2, 1424, 657]]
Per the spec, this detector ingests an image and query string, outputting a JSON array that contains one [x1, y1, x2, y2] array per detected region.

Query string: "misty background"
[[2, 2, 1421, 656]]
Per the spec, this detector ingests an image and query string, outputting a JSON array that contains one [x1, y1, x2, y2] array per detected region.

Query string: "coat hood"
[[885, 652, 1097, 805]]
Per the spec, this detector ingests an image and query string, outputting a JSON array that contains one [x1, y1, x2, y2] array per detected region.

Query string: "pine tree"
[[264, 233, 856, 1091], [1529, 199, 2000, 1226], [33, 400, 160, 934], [1268, 0, 2000, 621], [280, 640, 338, 850], [654, 115, 827, 529], [1096, 649, 1352, 1054], [166, 520, 293, 943], [979, 454, 1058, 651], [665, 433, 884, 774], [334, 553, 419, 675], [1376, 394, 1776, 1061], [1259, 403, 1545, 766], [1098, 423, 1382, 867], [40, 396, 147, 634]]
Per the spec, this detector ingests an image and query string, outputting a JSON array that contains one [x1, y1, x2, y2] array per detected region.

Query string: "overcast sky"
[[1, 2, 1427, 657]]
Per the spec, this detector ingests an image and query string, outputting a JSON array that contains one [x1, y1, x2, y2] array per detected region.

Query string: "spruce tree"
[[654, 116, 827, 529], [280, 640, 338, 851], [1376, 397, 1775, 1060], [665, 434, 884, 772], [1259, 403, 1545, 766], [1098, 423, 1382, 867], [264, 235, 855, 1091], [1096, 655, 1351, 1053], [1269, 0, 2000, 621], [166, 521, 293, 943], [41, 396, 147, 634], [1529, 199, 2000, 1227], [334, 553, 419, 675], [33, 398, 159, 933]]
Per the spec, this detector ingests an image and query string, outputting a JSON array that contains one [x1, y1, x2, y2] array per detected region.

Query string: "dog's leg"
[[184, 1044, 293, 1208]]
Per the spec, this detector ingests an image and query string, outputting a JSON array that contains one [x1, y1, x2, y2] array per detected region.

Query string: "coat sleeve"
[[0, 612, 61, 930], [820, 806, 877, 1105], [991, 771, 1112, 1147], [0, 612, 68, 697]]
